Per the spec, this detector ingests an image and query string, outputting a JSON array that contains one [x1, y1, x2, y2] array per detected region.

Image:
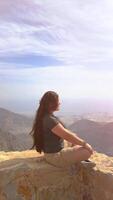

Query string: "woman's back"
[[43, 113, 64, 153]]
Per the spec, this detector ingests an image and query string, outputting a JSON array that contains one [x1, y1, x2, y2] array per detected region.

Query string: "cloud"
[[0, 0, 113, 67]]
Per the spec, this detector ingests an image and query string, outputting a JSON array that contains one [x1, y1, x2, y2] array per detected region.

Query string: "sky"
[[0, 0, 113, 115]]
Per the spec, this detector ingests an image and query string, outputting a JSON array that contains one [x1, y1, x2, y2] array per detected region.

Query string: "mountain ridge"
[[0, 107, 113, 156]]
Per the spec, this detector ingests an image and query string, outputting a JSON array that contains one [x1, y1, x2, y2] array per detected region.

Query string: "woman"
[[29, 91, 94, 168]]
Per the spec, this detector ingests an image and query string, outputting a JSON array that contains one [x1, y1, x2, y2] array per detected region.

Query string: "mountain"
[[0, 107, 113, 156], [0, 128, 15, 151], [68, 119, 113, 156], [0, 108, 33, 151], [0, 107, 33, 135], [82, 112, 113, 123], [58, 115, 81, 126]]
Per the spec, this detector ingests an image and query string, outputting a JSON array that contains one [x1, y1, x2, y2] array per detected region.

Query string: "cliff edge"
[[0, 150, 113, 200]]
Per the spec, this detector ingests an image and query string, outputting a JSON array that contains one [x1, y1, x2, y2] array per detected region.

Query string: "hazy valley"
[[0, 107, 113, 156]]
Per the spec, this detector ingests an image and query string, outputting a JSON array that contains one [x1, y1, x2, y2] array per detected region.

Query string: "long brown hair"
[[29, 91, 59, 154]]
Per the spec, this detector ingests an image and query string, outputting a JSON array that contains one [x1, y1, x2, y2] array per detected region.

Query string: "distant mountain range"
[[59, 112, 113, 125], [68, 119, 113, 156], [0, 107, 113, 156]]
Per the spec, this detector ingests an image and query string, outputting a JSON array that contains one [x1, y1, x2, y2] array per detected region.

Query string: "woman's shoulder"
[[53, 115, 66, 128], [43, 114, 58, 123], [43, 113, 55, 119], [43, 114, 59, 129]]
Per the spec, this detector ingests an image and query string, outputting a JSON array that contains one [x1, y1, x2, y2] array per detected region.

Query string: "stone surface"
[[0, 150, 113, 200]]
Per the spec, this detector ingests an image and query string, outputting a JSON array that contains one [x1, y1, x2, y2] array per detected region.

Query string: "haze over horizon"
[[1, 98, 113, 117], [0, 0, 113, 115]]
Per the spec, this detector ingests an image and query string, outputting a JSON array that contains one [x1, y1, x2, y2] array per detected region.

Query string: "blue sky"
[[0, 0, 113, 115]]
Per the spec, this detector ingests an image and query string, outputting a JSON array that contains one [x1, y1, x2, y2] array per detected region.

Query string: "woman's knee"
[[73, 145, 92, 162], [83, 148, 92, 160], [77, 146, 92, 160]]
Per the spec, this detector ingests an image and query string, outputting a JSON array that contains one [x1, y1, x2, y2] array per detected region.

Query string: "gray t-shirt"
[[42, 114, 64, 153]]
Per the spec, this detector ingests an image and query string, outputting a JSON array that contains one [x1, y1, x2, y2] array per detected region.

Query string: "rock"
[[0, 150, 113, 200]]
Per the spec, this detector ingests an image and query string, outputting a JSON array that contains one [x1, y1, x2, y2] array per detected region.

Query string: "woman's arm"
[[52, 123, 86, 146], [52, 123, 94, 154]]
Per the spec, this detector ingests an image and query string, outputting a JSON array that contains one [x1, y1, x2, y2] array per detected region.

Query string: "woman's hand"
[[84, 143, 94, 154]]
